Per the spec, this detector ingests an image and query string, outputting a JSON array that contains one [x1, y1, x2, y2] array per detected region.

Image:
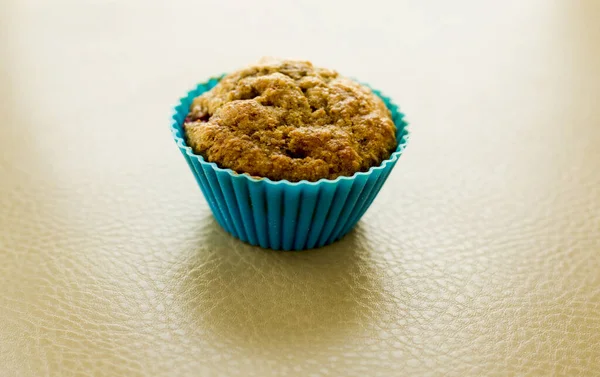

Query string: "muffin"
[[170, 59, 409, 250], [183, 59, 397, 182]]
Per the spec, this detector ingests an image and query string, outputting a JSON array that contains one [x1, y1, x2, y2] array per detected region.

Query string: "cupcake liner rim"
[[170, 76, 410, 187]]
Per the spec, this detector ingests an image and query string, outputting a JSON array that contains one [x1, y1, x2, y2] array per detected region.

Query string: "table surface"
[[1, 1, 599, 376]]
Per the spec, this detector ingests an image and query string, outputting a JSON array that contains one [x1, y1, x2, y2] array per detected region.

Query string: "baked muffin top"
[[184, 59, 397, 182]]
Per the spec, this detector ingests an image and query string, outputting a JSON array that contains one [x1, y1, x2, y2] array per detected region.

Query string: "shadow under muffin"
[[175, 217, 389, 349]]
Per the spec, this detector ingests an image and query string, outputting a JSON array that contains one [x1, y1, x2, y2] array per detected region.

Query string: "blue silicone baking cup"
[[170, 76, 409, 250]]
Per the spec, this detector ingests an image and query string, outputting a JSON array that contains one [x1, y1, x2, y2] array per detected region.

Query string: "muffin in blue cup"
[[170, 59, 409, 250]]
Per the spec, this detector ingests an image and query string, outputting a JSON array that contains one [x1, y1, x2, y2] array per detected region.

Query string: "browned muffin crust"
[[184, 59, 397, 182]]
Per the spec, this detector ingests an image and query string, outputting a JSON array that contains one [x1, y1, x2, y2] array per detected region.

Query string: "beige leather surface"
[[1, 1, 599, 376]]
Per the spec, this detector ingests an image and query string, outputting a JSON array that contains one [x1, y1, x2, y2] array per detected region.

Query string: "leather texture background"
[[1, 1, 599, 376]]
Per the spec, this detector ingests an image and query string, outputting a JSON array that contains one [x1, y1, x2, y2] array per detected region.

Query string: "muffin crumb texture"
[[184, 59, 397, 182]]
